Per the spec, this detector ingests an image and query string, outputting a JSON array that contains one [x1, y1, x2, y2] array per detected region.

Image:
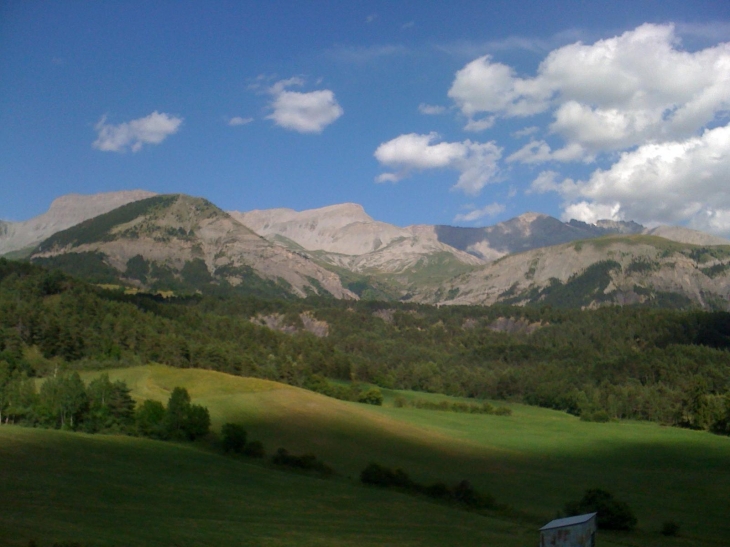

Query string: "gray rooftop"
[[540, 513, 597, 531]]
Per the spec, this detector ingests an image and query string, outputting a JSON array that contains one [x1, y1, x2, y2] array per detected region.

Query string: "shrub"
[[453, 479, 495, 509], [360, 462, 413, 489], [581, 410, 611, 422], [272, 448, 333, 476], [358, 387, 384, 406], [243, 440, 265, 458], [361, 463, 495, 510], [661, 520, 680, 536], [221, 423, 247, 453], [425, 482, 451, 500], [360, 462, 398, 487], [564, 488, 637, 530]]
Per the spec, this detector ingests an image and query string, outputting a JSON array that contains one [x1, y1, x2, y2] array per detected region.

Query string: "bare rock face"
[[231, 203, 409, 256], [252, 312, 329, 337], [231, 203, 485, 276], [0, 190, 157, 255]]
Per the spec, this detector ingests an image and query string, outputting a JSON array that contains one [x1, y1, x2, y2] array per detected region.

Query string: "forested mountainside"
[[2, 259, 729, 433]]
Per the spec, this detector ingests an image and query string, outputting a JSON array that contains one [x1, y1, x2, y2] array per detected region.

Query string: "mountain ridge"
[[30, 194, 355, 299], [0, 190, 157, 256], [7, 190, 730, 309]]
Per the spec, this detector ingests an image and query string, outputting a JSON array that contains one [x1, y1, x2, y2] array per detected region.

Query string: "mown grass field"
[[6, 364, 730, 546]]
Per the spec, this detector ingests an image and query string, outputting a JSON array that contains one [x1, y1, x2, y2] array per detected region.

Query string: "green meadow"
[[4, 364, 729, 546]]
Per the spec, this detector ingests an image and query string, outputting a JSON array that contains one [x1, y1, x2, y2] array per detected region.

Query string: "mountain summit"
[[0, 190, 156, 256]]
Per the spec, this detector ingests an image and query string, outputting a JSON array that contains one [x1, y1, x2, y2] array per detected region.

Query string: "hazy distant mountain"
[[435, 213, 644, 261], [30, 194, 355, 299], [0, 190, 156, 256]]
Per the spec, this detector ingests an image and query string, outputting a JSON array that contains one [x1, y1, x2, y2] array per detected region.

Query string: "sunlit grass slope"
[[54, 365, 730, 546]]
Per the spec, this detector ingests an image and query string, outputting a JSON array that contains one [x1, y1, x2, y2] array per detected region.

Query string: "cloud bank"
[[554, 124, 730, 234], [449, 23, 730, 155], [267, 78, 343, 133], [436, 23, 730, 234], [93, 111, 182, 152]]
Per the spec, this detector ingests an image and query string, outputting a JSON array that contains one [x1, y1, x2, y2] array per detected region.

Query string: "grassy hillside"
[[0, 426, 531, 547], [56, 365, 730, 547]]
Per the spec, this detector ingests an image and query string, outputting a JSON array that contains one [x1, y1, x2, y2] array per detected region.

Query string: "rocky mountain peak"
[[0, 189, 157, 256]]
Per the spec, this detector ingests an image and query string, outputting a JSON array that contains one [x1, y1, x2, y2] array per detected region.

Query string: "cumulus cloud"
[[374, 132, 502, 195], [449, 23, 730, 157], [267, 78, 343, 133], [528, 170, 578, 195], [93, 111, 182, 153], [228, 116, 253, 126], [454, 203, 505, 222], [418, 103, 446, 115], [559, 123, 730, 235]]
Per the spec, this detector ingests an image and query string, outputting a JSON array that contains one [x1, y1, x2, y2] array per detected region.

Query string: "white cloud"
[[402, 21, 415, 30], [366, 13, 377, 23], [512, 126, 539, 138], [93, 111, 182, 153], [528, 170, 578, 195], [447, 55, 551, 125], [267, 78, 343, 133], [558, 123, 730, 235], [464, 116, 495, 132], [449, 23, 730, 155], [228, 116, 253, 126], [418, 103, 446, 115], [374, 132, 502, 195], [454, 203, 505, 222], [507, 140, 588, 164]]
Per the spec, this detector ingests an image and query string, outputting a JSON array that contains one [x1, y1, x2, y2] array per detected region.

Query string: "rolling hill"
[[6, 364, 728, 546]]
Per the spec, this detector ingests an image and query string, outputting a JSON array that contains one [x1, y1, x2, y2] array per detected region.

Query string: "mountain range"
[[2, 191, 729, 309]]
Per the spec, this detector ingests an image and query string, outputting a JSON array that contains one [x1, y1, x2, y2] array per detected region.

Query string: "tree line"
[[0, 363, 210, 442], [2, 258, 730, 433]]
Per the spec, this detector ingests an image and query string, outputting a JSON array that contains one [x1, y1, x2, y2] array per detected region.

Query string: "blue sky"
[[2, 1, 730, 234]]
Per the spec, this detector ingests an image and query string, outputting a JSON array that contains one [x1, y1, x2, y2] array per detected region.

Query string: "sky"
[[2, 1, 730, 235]]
